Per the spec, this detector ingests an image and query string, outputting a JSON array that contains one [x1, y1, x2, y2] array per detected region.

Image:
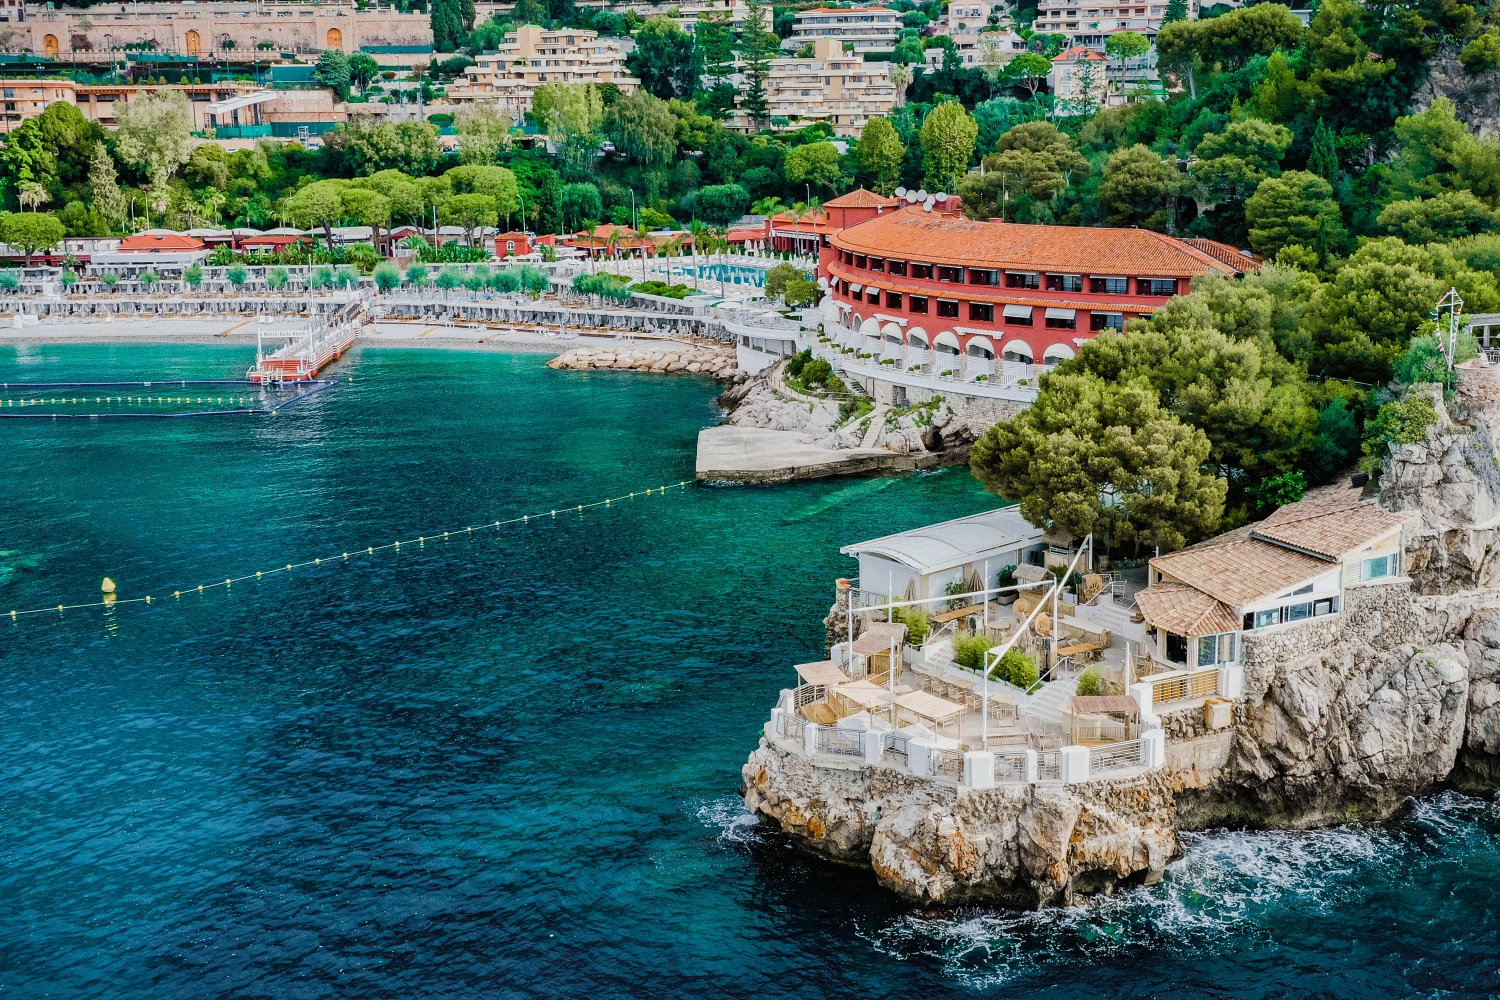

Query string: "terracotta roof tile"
[[1181, 238, 1262, 273], [833, 207, 1236, 276], [825, 187, 901, 209], [1251, 483, 1413, 560], [1150, 539, 1330, 608], [118, 233, 206, 251], [1134, 581, 1242, 635]]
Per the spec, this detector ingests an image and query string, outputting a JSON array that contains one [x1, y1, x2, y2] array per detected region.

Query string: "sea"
[[1, 342, 1497, 999]]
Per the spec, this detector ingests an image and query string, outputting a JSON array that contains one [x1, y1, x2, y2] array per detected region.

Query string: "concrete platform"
[[695, 425, 939, 483]]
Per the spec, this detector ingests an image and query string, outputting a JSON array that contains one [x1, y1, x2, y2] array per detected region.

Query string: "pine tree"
[[88, 141, 126, 232], [740, 0, 774, 127], [1162, 0, 1188, 23], [430, 0, 462, 51], [1309, 118, 1339, 182]]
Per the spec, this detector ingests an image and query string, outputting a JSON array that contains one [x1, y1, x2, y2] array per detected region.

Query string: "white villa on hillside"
[[840, 506, 1045, 603], [1135, 483, 1415, 674]]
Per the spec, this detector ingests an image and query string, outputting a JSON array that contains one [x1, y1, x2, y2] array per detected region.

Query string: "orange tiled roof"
[[1151, 538, 1330, 608], [833, 206, 1236, 276], [118, 233, 206, 251], [1181, 237, 1262, 273], [1134, 581, 1241, 636], [825, 187, 901, 209], [1054, 45, 1106, 62], [1251, 483, 1412, 561]]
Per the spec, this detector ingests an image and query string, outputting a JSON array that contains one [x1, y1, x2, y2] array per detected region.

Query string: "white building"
[[924, 28, 1027, 71], [1050, 44, 1109, 107], [841, 506, 1047, 603], [1033, 0, 1200, 43], [784, 5, 901, 54], [447, 24, 639, 115]]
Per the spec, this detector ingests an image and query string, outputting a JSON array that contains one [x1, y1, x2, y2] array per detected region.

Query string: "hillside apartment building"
[[782, 5, 901, 54], [446, 25, 639, 117], [727, 37, 896, 136]]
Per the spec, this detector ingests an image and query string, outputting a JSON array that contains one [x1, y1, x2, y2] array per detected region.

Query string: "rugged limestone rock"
[[546, 338, 742, 380], [741, 743, 1179, 907], [1413, 44, 1500, 140]]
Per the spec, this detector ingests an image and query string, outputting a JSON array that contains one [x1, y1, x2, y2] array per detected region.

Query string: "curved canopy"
[[906, 326, 929, 346], [1043, 343, 1076, 361], [933, 330, 962, 352], [966, 334, 995, 358], [1001, 338, 1035, 361], [858, 316, 880, 337]]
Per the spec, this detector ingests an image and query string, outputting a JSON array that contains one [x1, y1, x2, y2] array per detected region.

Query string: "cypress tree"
[[431, 0, 462, 52], [1309, 119, 1339, 182], [740, 0, 774, 127], [1162, 0, 1188, 23]]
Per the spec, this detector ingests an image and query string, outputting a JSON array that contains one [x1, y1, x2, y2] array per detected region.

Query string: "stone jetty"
[[546, 339, 744, 379]]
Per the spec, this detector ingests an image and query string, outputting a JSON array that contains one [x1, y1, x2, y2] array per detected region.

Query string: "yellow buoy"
[[100, 577, 116, 595]]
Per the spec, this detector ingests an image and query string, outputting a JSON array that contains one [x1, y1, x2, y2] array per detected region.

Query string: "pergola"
[[1069, 695, 1140, 745]]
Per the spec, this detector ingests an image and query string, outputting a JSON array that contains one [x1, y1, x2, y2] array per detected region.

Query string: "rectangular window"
[[1361, 553, 1399, 581], [888, 260, 907, 276], [1045, 273, 1083, 292], [910, 263, 932, 279], [1003, 304, 1033, 326], [854, 254, 867, 268], [1045, 309, 1077, 329], [969, 302, 993, 322], [867, 288, 880, 304], [909, 295, 928, 314], [936, 265, 963, 283], [1090, 276, 1129, 294], [1314, 598, 1333, 616], [869, 257, 884, 272], [1254, 609, 1280, 628], [1197, 635, 1218, 667], [1005, 271, 1039, 289], [1219, 632, 1236, 663], [937, 299, 960, 317], [968, 268, 996, 285], [1287, 602, 1312, 622], [1139, 277, 1178, 296], [1090, 312, 1124, 331], [885, 290, 902, 309]]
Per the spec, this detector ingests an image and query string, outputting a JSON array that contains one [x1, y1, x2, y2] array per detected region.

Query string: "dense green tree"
[[1460, 29, 1500, 73], [1104, 31, 1150, 96], [693, 183, 749, 224], [444, 164, 519, 221], [970, 373, 1228, 555], [784, 141, 846, 196], [1244, 170, 1345, 259], [627, 16, 700, 100], [439, 193, 499, 244], [959, 121, 1088, 221], [740, 0, 776, 127], [1308, 118, 1339, 182], [605, 90, 678, 168], [920, 101, 978, 192], [509, 155, 565, 233], [0, 102, 104, 209], [0, 211, 65, 265], [114, 90, 195, 222], [560, 181, 603, 231], [185, 143, 230, 190], [431, 0, 464, 51], [697, 10, 736, 81], [1100, 144, 1180, 231], [1378, 190, 1500, 243], [1162, 0, 1188, 24], [315, 50, 352, 101], [454, 105, 512, 164], [286, 180, 347, 248], [326, 121, 442, 176], [532, 82, 604, 140], [856, 117, 905, 196], [87, 141, 125, 232], [348, 53, 381, 95]]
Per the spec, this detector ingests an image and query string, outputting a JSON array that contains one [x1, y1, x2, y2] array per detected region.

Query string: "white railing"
[[994, 751, 1029, 782], [933, 748, 966, 781], [776, 712, 808, 744], [1036, 749, 1062, 781], [1071, 715, 1132, 743], [967, 355, 993, 381], [1088, 739, 1145, 775]]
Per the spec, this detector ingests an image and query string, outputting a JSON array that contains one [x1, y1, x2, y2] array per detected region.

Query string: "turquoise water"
[[2, 343, 1498, 998]]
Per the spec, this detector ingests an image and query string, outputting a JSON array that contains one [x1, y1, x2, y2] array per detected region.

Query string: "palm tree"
[[890, 62, 913, 108], [18, 182, 49, 213], [688, 219, 709, 291]]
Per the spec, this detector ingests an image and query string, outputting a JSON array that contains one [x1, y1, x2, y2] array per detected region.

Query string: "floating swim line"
[[0, 378, 337, 419], [7, 481, 695, 622]]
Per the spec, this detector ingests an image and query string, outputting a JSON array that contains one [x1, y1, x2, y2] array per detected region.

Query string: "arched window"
[[326, 27, 343, 49], [185, 30, 201, 56], [43, 34, 59, 57]]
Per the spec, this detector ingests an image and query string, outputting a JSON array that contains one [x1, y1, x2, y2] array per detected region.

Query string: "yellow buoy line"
[[4, 396, 257, 406], [7, 480, 695, 622]]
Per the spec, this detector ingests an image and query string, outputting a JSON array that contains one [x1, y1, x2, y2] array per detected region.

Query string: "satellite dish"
[[916, 189, 928, 201], [924, 197, 936, 210], [935, 192, 949, 202], [894, 186, 907, 198]]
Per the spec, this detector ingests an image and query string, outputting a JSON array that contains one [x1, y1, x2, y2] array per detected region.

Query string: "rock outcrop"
[[741, 744, 1179, 907], [547, 338, 743, 380]]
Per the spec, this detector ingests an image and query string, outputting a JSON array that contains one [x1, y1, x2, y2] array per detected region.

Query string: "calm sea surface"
[[1, 343, 1497, 999]]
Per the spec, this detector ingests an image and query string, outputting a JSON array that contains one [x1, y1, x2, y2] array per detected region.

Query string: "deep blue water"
[[2, 342, 1498, 999]]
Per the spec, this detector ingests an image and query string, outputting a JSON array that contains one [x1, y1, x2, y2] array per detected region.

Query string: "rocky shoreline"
[[545, 339, 745, 380], [739, 373, 1500, 907]]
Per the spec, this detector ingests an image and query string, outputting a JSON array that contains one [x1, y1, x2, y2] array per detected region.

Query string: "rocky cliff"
[[741, 745, 1179, 907]]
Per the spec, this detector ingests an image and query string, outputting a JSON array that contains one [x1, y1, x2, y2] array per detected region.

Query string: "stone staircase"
[[1026, 671, 1077, 736]]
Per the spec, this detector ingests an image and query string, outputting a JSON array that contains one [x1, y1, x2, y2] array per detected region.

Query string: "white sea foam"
[[693, 796, 763, 846]]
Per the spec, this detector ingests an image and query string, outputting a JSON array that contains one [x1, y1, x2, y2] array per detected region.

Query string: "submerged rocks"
[[741, 744, 1179, 907], [546, 339, 743, 380]]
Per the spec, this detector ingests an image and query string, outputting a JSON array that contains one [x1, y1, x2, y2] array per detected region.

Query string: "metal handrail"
[[816, 727, 863, 757], [1036, 749, 1062, 781], [993, 751, 1029, 782], [1088, 739, 1145, 774], [933, 748, 966, 780]]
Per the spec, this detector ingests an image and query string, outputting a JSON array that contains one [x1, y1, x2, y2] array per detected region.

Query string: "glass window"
[[910, 263, 932, 279], [1005, 271, 1039, 289], [1255, 609, 1280, 628], [936, 265, 963, 283], [1288, 602, 1311, 622], [888, 260, 907, 276], [1219, 632, 1236, 663], [1197, 635, 1217, 667], [869, 257, 884, 272], [885, 290, 901, 309], [854, 255, 867, 268], [1361, 555, 1390, 582], [1045, 273, 1083, 292], [968, 302, 993, 322], [937, 299, 960, 317], [1139, 277, 1178, 296], [909, 295, 928, 314]]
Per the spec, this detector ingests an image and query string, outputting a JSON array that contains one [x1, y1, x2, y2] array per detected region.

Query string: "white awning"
[[1043, 343, 1076, 360], [1045, 307, 1076, 320], [933, 330, 961, 351], [1002, 338, 1034, 359], [906, 326, 929, 345], [966, 334, 995, 357], [848, 283, 863, 294], [859, 317, 881, 336], [206, 91, 279, 116], [1003, 304, 1033, 319]]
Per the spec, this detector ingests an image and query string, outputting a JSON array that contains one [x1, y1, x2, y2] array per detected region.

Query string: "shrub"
[[334, 266, 359, 288], [140, 270, 159, 288], [1075, 665, 1104, 697], [953, 633, 995, 671], [493, 268, 521, 293], [373, 262, 401, 293], [786, 348, 811, 378], [1362, 391, 1440, 470], [60, 270, 78, 288], [226, 263, 248, 288], [183, 263, 204, 287], [517, 264, 549, 297], [267, 267, 290, 290], [0, 270, 17, 291], [311, 265, 334, 288], [996, 565, 1017, 588], [991, 648, 1038, 689], [405, 262, 428, 286], [464, 271, 487, 293], [890, 605, 930, 645], [803, 357, 833, 385], [435, 266, 463, 291], [101, 272, 118, 289], [345, 243, 380, 274]]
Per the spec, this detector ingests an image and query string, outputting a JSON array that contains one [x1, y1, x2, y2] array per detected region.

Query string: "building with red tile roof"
[[116, 233, 208, 253], [821, 206, 1239, 365]]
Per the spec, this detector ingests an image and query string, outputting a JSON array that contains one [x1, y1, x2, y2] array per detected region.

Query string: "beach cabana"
[[894, 690, 965, 738], [794, 660, 850, 725]]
